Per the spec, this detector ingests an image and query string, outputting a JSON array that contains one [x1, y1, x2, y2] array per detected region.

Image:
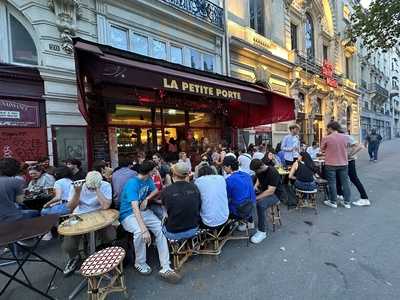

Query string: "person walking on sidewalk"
[[321, 121, 352, 209], [337, 133, 371, 207], [365, 129, 382, 162], [281, 124, 300, 166]]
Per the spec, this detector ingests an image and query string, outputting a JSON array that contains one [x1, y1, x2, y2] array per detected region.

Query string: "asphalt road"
[[1, 139, 400, 300]]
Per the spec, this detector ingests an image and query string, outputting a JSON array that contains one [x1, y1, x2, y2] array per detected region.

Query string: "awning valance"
[[73, 38, 295, 128]]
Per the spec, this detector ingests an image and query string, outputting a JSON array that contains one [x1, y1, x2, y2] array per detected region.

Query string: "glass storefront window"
[[152, 40, 167, 60], [188, 112, 220, 127], [171, 46, 183, 64], [109, 105, 153, 126], [163, 109, 186, 127], [132, 33, 148, 56], [109, 25, 128, 50], [203, 54, 215, 72], [190, 49, 202, 70]]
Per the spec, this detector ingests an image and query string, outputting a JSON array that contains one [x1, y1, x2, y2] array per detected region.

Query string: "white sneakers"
[[250, 230, 267, 244], [338, 201, 351, 209], [323, 200, 338, 209], [352, 199, 371, 207]]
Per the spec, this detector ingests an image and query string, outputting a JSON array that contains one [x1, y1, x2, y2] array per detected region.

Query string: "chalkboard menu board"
[[92, 128, 110, 162]]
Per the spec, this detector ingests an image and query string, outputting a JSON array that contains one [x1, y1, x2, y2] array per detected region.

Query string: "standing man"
[[321, 121, 352, 209], [238, 148, 253, 175], [365, 129, 383, 162], [281, 124, 300, 166]]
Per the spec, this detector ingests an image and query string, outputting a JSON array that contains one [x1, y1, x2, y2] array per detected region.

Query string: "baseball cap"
[[171, 162, 190, 177]]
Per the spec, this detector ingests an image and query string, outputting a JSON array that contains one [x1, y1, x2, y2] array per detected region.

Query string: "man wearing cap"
[[119, 161, 180, 283], [161, 162, 201, 239], [223, 156, 256, 229]]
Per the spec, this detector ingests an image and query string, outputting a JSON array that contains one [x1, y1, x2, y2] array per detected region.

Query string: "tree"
[[350, 0, 400, 53]]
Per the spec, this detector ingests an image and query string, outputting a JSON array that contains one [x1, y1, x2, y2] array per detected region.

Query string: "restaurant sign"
[[0, 99, 40, 127], [322, 60, 338, 88], [162, 78, 242, 100]]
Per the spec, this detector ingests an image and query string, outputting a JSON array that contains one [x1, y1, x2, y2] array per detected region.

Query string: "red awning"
[[73, 38, 295, 128]]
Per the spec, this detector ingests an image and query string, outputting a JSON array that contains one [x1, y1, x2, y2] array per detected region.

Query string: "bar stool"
[[295, 189, 318, 214], [268, 202, 282, 232], [80, 246, 127, 300], [315, 178, 329, 202], [168, 233, 200, 270]]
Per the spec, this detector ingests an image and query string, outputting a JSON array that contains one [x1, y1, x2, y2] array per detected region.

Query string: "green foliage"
[[350, 0, 400, 53]]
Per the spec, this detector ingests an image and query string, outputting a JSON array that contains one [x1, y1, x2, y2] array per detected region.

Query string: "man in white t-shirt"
[[252, 145, 265, 160], [195, 165, 229, 228], [62, 171, 116, 276], [238, 149, 253, 175]]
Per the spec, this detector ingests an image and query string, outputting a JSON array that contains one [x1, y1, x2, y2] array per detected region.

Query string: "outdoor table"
[[58, 209, 119, 300], [0, 215, 62, 300]]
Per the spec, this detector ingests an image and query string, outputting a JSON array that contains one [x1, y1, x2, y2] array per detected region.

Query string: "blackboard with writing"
[[92, 129, 110, 162]]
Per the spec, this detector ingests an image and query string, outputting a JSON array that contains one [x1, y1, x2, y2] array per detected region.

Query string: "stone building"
[[227, 0, 361, 146]]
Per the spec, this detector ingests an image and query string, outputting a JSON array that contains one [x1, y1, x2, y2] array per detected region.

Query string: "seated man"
[[195, 165, 229, 229], [119, 161, 180, 283], [62, 171, 115, 276], [161, 162, 201, 239], [249, 159, 283, 244], [223, 156, 256, 226], [0, 158, 39, 223]]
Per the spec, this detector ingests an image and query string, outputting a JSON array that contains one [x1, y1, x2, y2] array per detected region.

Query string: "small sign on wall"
[[0, 99, 40, 127]]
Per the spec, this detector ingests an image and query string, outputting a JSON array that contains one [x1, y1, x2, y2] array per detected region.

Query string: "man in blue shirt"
[[119, 160, 180, 283], [222, 156, 256, 229], [281, 124, 300, 166]]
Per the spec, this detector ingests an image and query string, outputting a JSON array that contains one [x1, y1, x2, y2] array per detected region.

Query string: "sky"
[[360, 0, 371, 8]]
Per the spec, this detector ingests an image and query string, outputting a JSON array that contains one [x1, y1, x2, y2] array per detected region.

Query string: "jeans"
[[41, 203, 70, 216], [256, 194, 280, 233], [162, 226, 198, 241], [325, 165, 351, 204], [368, 143, 379, 160], [121, 210, 170, 269], [337, 160, 368, 199]]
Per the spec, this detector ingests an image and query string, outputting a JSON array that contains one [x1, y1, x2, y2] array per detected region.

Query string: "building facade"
[[227, 0, 361, 147]]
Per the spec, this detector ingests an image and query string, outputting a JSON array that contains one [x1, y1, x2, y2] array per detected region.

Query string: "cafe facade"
[[73, 38, 295, 167]]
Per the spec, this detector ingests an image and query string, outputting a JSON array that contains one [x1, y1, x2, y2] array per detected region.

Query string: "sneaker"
[[159, 268, 181, 283], [135, 263, 152, 275], [323, 201, 337, 209], [373, 160, 377, 163], [63, 255, 80, 276], [250, 230, 267, 244], [352, 199, 371, 207], [337, 195, 344, 201], [338, 201, 351, 209], [369, 158, 374, 161], [237, 222, 255, 232], [42, 231, 53, 241]]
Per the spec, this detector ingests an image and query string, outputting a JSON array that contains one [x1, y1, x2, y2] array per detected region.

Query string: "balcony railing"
[[296, 54, 340, 81], [159, 0, 224, 29], [369, 83, 389, 104]]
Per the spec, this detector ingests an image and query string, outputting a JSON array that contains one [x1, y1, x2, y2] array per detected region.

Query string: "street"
[[1, 139, 400, 300]]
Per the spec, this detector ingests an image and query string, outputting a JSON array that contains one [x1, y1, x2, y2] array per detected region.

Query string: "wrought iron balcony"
[[159, 0, 224, 29], [369, 83, 389, 104], [296, 54, 340, 81]]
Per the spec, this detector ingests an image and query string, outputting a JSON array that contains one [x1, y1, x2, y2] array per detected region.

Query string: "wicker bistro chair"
[[80, 246, 127, 300], [268, 201, 282, 232], [167, 232, 201, 270], [315, 177, 329, 202], [295, 189, 318, 214]]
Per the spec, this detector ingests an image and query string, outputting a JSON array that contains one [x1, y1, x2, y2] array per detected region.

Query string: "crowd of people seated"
[[1, 124, 368, 285]]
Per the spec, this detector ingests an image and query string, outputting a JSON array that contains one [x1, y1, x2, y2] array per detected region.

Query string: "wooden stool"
[[296, 189, 318, 214], [168, 234, 200, 270], [315, 178, 329, 202], [268, 202, 282, 232], [80, 246, 127, 300]]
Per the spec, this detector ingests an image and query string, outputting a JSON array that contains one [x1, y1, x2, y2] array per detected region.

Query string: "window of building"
[[132, 33, 148, 55], [249, 0, 265, 35], [298, 93, 305, 113], [345, 57, 351, 79], [190, 49, 202, 70], [290, 23, 298, 51], [170, 46, 183, 64], [152, 39, 167, 60], [203, 54, 215, 73], [323, 45, 328, 61], [305, 13, 315, 60], [109, 25, 128, 50], [9, 15, 38, 65], [393, 77, 399, 89]]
